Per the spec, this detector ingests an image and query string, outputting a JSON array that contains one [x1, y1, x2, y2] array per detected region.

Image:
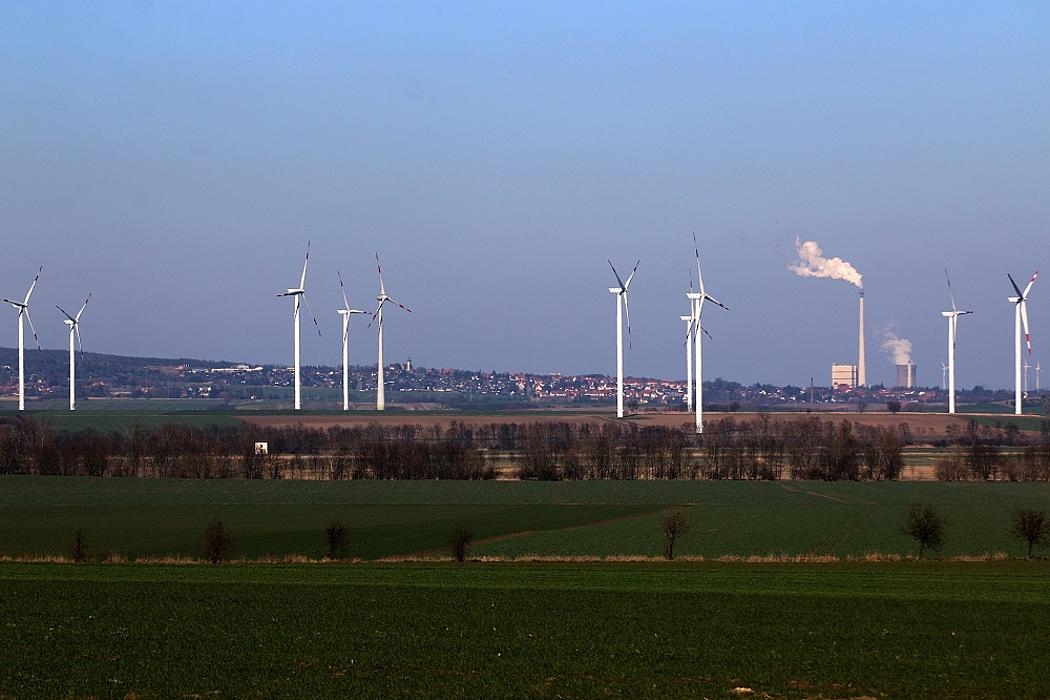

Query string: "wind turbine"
[[686, 235, 728, 434], [1024, 359, 1032, 396], [941, 269, 972, 415], [56, 293, 91, 411], [1007, 271, 1038, 415], [3, 267, 42, 411], [276, 243, 321, 411], [336, 271, 368, 411], [940, 362, 948, 391], [370, 254, 411, 411], [608, 260, 639, 419]]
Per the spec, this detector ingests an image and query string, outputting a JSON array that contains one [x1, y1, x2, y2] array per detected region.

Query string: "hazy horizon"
[[3, 2, 1048, 389]]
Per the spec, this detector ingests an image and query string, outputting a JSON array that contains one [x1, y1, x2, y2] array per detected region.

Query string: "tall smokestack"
[[858, 290, 866, 387]]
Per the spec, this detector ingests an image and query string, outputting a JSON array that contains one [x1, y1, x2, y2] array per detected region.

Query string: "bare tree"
[[449, 526, 473, 562], [204, 519, 231, 564], [902, 504, 945, 559], [71, 526, 87, 563], [659, 508, 692, 560], [1011, 508, 1049, 560], [325, 521, 349, 560]]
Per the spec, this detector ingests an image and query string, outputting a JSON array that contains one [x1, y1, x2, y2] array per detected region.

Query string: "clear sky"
[[2, 2, 1048, 388]]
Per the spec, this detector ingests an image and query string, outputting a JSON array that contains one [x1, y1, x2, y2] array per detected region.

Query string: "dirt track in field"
[[237, 410, 995, 436]]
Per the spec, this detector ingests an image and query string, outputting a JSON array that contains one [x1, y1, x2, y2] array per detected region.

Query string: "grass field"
[[2, 477, 1048, 561], [0, 560, 1048, 698]]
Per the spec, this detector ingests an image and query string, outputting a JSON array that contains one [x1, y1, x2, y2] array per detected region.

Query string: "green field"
[[1, 561, 1048, 698], [2, 477, 1048, 561]]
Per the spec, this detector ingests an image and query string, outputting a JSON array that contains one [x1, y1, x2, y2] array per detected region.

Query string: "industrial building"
[[831, 363, 858, 389]]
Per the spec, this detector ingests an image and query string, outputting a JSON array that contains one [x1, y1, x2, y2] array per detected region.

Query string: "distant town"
[[0, 347, 1037, 412]]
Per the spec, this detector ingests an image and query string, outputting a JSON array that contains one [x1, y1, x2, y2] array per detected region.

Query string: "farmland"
[[1, 560, 1048, 698], [2, 477, 1048, 560]]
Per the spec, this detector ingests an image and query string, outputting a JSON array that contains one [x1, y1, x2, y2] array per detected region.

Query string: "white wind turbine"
[[686, 235, 728, 434], [369, 254, 411, 411], [276, 243, 321, 411], [336, 271, 368, 412], [608, 260, 639, 419], [1024, 359, 1031, 396], [3, 267, 42, 411], [56, 293, 91, 411], [1007, 271, 1038, 415], [941, 269, 972, 415], [940, 362, 948, 391]]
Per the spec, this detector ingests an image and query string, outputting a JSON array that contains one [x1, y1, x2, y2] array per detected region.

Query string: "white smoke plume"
[[788, 238, 863, 288], [880, 326, 913, 365]]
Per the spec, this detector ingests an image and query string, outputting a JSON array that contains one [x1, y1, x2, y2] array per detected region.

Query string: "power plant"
[[831, 363, 858, 389], [895, 363, 917, 389]]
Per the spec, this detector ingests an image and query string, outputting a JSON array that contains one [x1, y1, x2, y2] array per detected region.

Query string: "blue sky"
[[1, 2, 1048, 387]]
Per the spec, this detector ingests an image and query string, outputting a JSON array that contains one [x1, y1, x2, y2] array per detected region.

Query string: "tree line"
[[0, 414, 1047, 480]]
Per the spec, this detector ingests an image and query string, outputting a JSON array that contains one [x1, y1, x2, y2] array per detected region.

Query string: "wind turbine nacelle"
[[608, 287, 622, 294], [63, 319, 75, 327], [686, 292, 703, 300], [1009, 296, 1021, 303], [941, 311, 954, 318]]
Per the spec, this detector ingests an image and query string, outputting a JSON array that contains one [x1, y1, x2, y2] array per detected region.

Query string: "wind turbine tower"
[[3, 267, 42, 411], [370, 255, 411, 411], [57, 294, 91, 411], [1007, 271, 1038, 415], [337, 271, 367, 411], [276, 243, 321, 411], [607, 260, 638, 419], [680, 313, 693, 411], [687, 236, 728, 434], [941, 269, 972, 415]]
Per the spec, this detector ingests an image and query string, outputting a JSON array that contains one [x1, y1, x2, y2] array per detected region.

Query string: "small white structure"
[[254, 442, 269, 456]]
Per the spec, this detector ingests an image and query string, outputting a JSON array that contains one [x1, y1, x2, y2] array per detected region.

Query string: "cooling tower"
[[895, 363, 917, 389], [858, 290, 866, 387]]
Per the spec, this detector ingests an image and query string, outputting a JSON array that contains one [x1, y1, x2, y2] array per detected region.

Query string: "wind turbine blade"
[[23, 266, 42, 305], [1008, 273, 1024, 299], [75, 293, 92, 321], [945, 268, 957, 313], [23, 309, 41, 350], [624, 260, 640, 290], [607, 260, 625, 290], [702, 326, 713, 341], [1024, 270, 1039, 298], [368, 301, 384, 328], [385, 297, 412, 313], [705, 294, 730, 311], [56, 305, 76, 324], [1021, 301, 1032, 354], [337, 270, 350, 311], [623, 292, 632, 349], [75, 325, 85, 354], [376, 254, 386, 296], [1, 298, 23, 308], [693, 234, 705, 295], [302, 293, 322, 337], [299, 241, 311, 290]]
